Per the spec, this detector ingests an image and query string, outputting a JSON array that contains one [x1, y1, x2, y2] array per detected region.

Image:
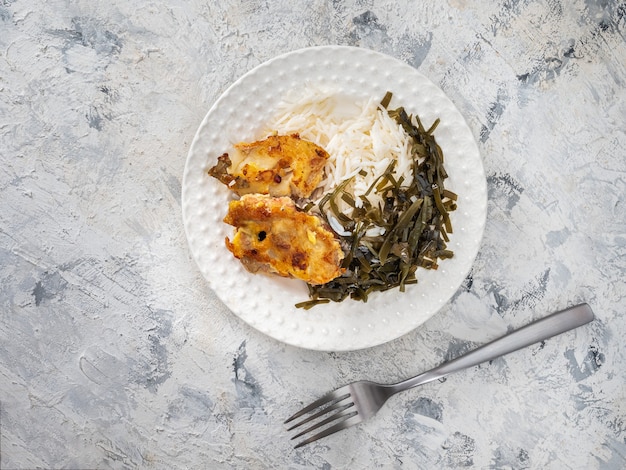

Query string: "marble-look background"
[[1, 0, 624, 469]]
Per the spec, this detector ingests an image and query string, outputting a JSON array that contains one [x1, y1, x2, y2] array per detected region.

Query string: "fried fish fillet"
[[208, 134, 329, 198], [223, 194, 345, 285]]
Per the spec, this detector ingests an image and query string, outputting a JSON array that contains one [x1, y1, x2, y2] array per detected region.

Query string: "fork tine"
[[286, 397, 354, 431], [290, 406, 357, 440], [284, 387, 351, 424], [293, 414, 362, 449]]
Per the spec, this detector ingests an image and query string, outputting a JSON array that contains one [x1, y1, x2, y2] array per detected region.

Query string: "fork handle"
[[392, 303, 594, 393]]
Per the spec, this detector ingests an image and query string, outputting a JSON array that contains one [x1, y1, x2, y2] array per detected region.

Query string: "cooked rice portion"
[[263, 89, 414, 211]]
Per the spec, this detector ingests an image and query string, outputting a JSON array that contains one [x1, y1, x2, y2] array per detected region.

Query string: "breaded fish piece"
[[223, 194, 345, 285], [208, 134, 329, 198]]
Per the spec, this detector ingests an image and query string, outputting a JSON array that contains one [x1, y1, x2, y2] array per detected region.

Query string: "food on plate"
[[223, 193, 345, 285], [209, 89, 457, 308], [208, 133, 329, 198]]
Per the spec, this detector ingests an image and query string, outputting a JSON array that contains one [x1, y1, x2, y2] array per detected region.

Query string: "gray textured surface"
[[1, 1, 625, 469]]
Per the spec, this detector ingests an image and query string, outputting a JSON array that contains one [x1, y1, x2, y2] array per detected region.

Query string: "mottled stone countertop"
[[1, 1, 625, 469]]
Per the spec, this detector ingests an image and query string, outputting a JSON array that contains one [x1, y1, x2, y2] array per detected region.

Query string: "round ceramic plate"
[[182, 46, 487, 351]]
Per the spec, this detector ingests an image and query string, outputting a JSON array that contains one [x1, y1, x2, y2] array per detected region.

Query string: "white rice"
[[262, 88, 414, 212]]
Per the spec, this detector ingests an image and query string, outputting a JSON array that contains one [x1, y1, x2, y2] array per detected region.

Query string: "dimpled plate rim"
[[182, 45, 487, 352]]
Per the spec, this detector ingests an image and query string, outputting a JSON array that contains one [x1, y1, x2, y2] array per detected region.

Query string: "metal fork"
[[285, 303, 594, 448]]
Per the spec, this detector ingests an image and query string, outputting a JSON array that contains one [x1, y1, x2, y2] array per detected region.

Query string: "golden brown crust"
[[209, 134, 329, 198], [224, 194, 345, 285]]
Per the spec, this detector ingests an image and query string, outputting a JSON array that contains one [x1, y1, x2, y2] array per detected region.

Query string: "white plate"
[[182, 46, 487, 351]]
